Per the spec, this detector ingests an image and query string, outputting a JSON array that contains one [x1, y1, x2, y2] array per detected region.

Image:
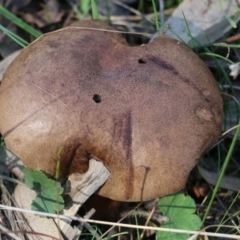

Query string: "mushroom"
[[0, 20, 223, 203]]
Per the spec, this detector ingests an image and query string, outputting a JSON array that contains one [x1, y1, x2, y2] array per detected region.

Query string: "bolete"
[[0, 20, 223, 202]]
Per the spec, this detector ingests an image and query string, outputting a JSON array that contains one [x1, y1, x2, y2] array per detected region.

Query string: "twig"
[[99, 202, 143, 239], [223, 33, 240, 43], [0, 223, 23, 240], [1, 205, 240, 239], [112, 0, 142, 16], [140, 199, 158, 238]]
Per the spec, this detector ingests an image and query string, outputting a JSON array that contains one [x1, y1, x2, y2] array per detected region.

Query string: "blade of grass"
[[91, 0, 99, 20], [0, 24, 28, 47], [219, 0, 237, 28], [214, 43, 240, 48], [0, 6, 42, 38], [159, 0, 164, 31], [193, 35, 239, 123], [202, 121, 240, 224], [104, 0, 110, 24], [138, 0, 144, 12], [78, 0, 91, 20], [217, 191, 240, 233], [164, 27, 187, 45], [198, 52, 234, 64], [55, 147, 63, 180], [151, 0, 160, 35], [182, 11, 196, 50]]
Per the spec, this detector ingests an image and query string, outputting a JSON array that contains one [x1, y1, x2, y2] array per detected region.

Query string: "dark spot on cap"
[[93, 94, 101, 103], [138, 58, 147, 64]]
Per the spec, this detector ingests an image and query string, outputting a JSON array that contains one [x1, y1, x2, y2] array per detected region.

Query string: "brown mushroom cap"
[[0, 20, 223, 201]]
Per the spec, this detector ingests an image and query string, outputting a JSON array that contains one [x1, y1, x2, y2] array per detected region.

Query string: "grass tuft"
[[0, 6, 42, 38]]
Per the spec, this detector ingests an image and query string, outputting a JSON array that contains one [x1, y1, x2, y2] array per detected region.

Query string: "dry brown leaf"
[[198, 165, 240, 191], [18, 1, 64, 28]]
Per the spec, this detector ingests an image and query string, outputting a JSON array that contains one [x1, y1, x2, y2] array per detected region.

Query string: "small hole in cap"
[[138, 58, 147, 64], [93, 94, 101, 103]]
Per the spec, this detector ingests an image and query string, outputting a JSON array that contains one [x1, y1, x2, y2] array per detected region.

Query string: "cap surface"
[[0, 21, 223, 201]]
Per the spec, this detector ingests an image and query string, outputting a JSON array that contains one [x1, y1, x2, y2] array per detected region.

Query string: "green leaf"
[[156, 192, 201, 240], [31, 193, 64, 214], [24, 168, 64, 213], [24, 168, 47, 190]]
